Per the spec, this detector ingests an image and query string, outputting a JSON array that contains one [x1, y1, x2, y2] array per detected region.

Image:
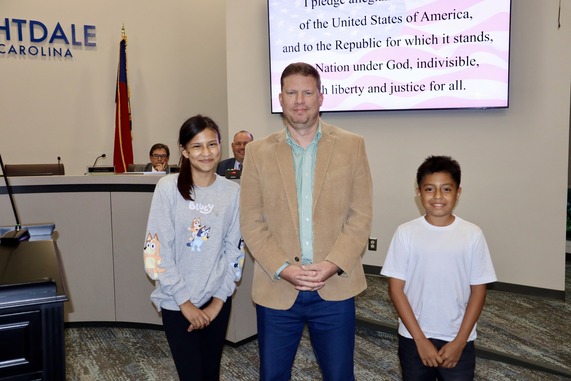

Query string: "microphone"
[[56, 156, 65, 176], [87, 153, 114, 174], [92, 153, 106, 167]]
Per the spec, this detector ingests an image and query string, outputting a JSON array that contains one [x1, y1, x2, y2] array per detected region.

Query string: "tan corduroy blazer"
[[240, 121, 373, 310]]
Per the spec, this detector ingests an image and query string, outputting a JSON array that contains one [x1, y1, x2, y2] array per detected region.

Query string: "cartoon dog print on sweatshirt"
[[144, 233, 165, 280], [187, 217, 210, 251]]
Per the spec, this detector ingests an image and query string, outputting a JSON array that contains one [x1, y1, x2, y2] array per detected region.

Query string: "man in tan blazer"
[[240, 62, 373, 381]]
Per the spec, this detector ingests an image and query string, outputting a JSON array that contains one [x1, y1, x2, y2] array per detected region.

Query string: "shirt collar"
[[285, 121, 322, 149]]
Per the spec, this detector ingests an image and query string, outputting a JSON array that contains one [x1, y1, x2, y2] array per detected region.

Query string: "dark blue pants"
[[256, 291, 356, 381], [398, 335, 476, 381], [162, 298, 231, 381]]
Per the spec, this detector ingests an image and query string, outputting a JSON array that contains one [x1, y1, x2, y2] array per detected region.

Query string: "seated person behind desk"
[[145, 143, 171, 173], [216, 130, 253, 176]]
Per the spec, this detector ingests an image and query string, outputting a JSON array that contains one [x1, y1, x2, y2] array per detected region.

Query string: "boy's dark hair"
[[416, 155, 461, 187]]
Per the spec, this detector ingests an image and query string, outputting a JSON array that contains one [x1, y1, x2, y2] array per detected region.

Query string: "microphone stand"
[[0, 154, 30, 246], [92, 154, 106, 168]]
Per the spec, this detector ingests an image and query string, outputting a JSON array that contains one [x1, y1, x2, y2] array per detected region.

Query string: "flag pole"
[[113, 24, 134, 173]]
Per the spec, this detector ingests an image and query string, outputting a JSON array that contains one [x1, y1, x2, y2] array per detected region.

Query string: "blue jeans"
[[398, 335, 476, 381], [256, 291, 356, 381]]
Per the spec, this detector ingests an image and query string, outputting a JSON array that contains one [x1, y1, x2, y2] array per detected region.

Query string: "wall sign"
[[0, 18, 96, 58]]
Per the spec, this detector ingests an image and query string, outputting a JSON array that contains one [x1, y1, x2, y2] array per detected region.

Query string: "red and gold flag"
[[113, 26, 133, 173]]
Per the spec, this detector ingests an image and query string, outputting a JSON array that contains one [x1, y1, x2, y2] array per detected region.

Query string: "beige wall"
[[0, 0, 228, 172], [227, 0, 571, 291], [1, 1, 570, 292]]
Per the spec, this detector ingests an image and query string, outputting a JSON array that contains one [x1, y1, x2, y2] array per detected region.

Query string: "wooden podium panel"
[[0, 240, 68, 381]]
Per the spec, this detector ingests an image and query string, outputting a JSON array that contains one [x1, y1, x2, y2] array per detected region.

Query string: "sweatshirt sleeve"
[[213, 186, 244, 301], [143, 177, 191, 306]]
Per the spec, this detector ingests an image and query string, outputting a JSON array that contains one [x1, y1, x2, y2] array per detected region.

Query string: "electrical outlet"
[[368, 238, 377, 251]]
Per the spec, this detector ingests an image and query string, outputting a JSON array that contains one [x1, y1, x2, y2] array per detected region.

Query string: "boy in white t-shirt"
[[381, 155, 496, 381]]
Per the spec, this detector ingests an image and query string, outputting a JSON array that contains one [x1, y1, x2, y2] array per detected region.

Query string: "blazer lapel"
[[274, 135, 300, 233], [313, 124, 335, 213]]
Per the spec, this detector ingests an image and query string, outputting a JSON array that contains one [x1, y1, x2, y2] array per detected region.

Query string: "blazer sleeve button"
[[294, 257, 300, 262]]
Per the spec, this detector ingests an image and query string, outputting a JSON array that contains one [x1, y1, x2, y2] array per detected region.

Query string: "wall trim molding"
[[364, 265, 566, 300]]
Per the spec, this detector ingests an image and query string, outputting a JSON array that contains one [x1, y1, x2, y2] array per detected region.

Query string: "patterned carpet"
[[65, 262, 571, 380]]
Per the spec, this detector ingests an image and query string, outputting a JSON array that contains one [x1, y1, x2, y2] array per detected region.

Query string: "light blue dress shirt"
[[287, 125, 322, 264], [275, 125, 322, 278]]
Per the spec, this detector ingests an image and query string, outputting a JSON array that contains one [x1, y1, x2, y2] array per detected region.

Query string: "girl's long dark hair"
[[177, 115, 221, 201]]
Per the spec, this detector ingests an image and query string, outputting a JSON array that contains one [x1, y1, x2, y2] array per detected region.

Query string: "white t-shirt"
[[381, 216, 497, 341]]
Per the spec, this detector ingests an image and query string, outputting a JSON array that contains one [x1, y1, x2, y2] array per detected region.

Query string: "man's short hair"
[[149, 143, 170, 157], [280, 62, 321, 91], [233, 130, 254, 141]]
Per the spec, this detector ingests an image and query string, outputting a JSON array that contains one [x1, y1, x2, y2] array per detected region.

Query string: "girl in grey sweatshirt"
[[144, 115, 243, 381]]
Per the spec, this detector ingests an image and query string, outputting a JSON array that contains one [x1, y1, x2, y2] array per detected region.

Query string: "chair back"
[[4, 163, 65, 176]]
